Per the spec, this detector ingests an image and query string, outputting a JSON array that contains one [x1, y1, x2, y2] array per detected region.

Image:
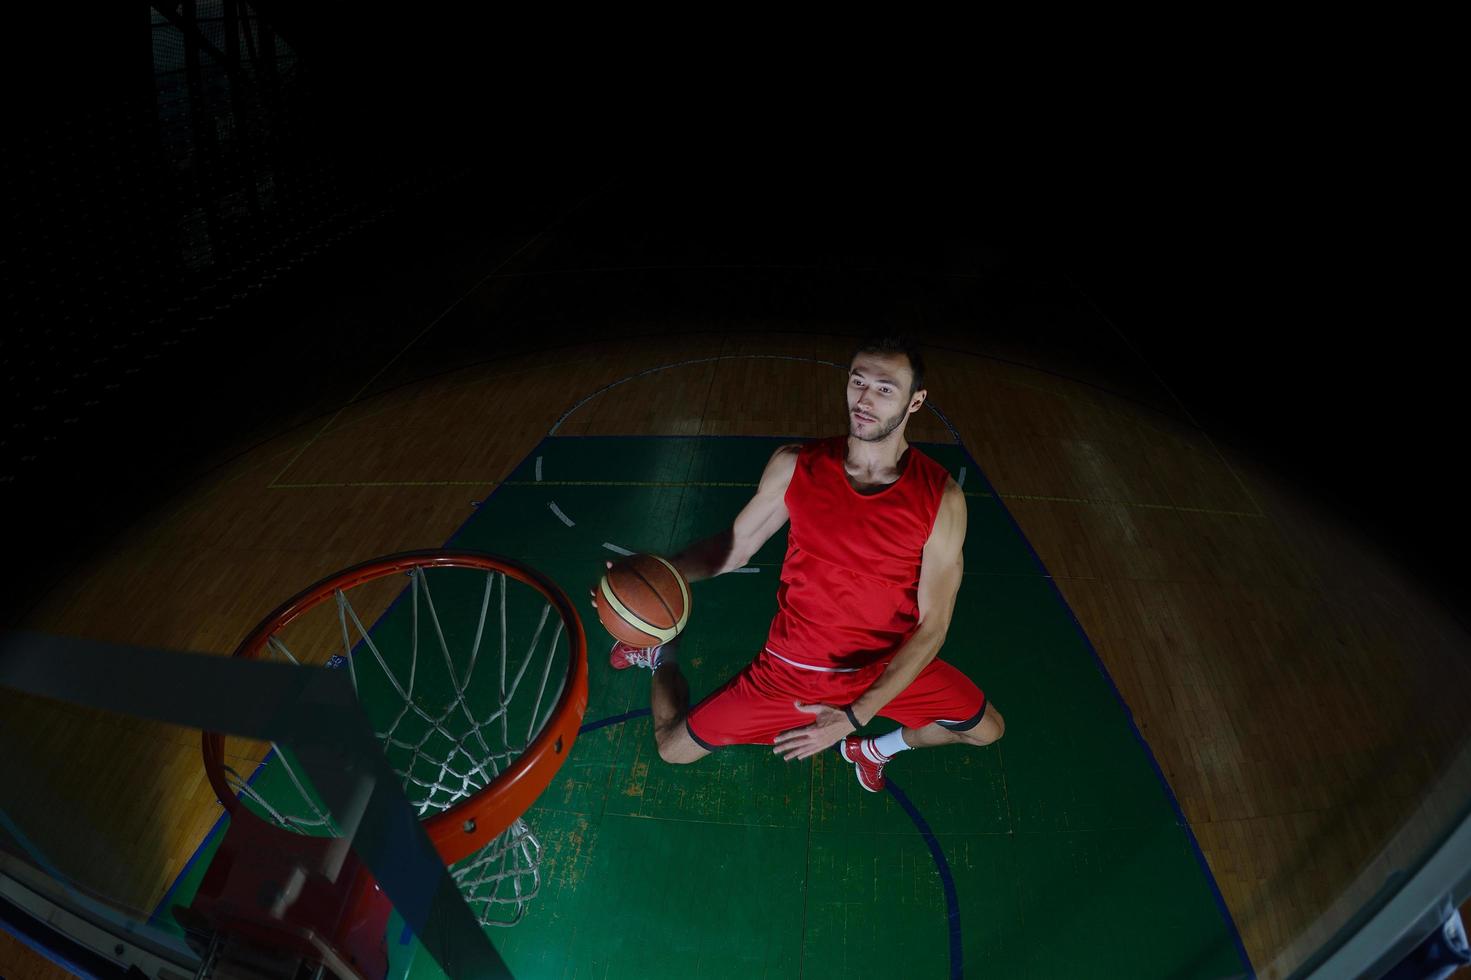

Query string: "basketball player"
[[593, 337, 1004, 791]]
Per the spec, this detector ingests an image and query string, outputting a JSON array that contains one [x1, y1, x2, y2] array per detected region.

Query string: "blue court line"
[[578, 706, 651, 734], [887, 776, 964, 980]]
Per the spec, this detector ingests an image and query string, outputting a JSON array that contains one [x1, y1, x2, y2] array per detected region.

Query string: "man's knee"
[[656, 737, 699, 765], [656, 719, 710, 765], [962, 705, 1005, 746]]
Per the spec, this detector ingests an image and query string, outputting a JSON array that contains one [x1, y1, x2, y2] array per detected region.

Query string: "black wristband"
[[843, 705, 862, 730]]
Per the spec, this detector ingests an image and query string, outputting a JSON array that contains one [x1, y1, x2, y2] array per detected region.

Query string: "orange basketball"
[[596, 554, 691, 648]]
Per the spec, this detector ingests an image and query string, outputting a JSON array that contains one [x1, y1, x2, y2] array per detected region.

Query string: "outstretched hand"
[[772, 701, 855, 761]]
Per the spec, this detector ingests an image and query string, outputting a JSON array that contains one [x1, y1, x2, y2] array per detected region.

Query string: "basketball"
[[596, 554, 691, 648]]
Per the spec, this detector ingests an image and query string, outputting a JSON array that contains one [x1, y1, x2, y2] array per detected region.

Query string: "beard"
[[849, 404, 906, 442]]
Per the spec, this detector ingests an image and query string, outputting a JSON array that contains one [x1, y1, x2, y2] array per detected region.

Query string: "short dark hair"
[[851, 335, 926, 395]]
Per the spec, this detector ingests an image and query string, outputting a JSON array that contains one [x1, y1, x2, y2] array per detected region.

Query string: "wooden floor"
[[4, 286, 1470, 975], [0, 931, 73, 980]]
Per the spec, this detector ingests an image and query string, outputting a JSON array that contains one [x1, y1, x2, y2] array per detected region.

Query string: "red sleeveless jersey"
[[764, 436, 952, 669]]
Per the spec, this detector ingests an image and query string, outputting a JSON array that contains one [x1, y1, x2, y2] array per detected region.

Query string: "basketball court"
[[94, 424, 1244, 978], [4, 303, 1469, 979]]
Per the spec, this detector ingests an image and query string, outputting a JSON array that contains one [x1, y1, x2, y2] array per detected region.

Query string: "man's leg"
[[619, 640, 813, 764], [894, 705, 1006, 749], [650, 639, 709, 764], [874, 656, 1000, 751], [840, 659, 1000, 791]]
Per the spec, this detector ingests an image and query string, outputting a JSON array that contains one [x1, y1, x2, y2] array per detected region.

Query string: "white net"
[[221, 562, 569, 927]]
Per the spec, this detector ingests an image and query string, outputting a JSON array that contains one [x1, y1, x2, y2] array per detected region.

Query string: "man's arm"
[[847, 478, 967, 724], [772, 477, 967, 760], [670, 445, 799, 583]]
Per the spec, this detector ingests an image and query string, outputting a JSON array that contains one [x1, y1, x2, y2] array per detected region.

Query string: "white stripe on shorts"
[[765, 648, 861, 673]]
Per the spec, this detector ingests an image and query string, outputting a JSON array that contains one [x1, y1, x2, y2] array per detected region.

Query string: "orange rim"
[[201, 550, 589, 866]]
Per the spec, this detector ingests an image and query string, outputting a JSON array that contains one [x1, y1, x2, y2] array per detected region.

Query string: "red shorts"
[[685, 649, 987, 749]]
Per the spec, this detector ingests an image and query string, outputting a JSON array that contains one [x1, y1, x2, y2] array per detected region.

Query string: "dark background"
[[3, 6, 1459, 625]]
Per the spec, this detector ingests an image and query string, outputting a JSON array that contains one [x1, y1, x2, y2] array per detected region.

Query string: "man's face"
[[847, 352, 925, 443]]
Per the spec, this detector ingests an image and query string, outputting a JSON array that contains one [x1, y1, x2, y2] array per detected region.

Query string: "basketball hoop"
[[189, 551, 588, 977]]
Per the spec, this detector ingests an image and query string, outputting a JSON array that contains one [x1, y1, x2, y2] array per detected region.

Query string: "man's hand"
[[772, 701, 855, 761], [588, 560, 612, 611]]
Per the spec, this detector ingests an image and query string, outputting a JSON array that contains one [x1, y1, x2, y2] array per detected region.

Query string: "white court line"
[[535, 456, 543, 481], [602, 542, 634, 556], [548, 502, 575, 527], [958, 467, 967, 488], [732, 567, 760, 574]]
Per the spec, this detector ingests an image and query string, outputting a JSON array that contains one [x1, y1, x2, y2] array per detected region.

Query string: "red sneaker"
[[839, 737, 890, 792], [608, 640, 664, 671]]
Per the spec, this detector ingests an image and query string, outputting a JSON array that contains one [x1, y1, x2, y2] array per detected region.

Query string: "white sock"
[[871, 728, 912, 760]]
